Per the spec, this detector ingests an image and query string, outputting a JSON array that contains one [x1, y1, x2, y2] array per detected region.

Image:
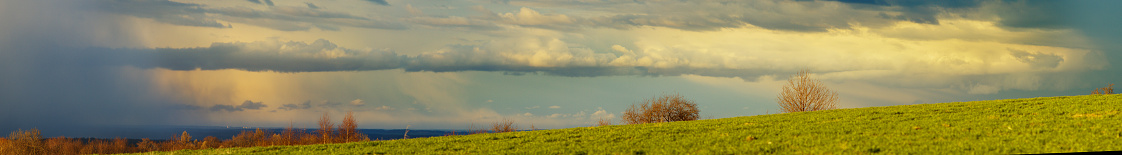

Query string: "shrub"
[[0, 137, 8, 154], [79, 139, 106, 154], [621, 94, 700, 124], [44, 136, 81, 155], [1092, 84, 1114, 95], [597, 118, 613, 126], [272, 124, 297, 146], [6, 128, 44, 154], [111, 138, 130, 153], [777, 69, 838, 113], [491, 118, 517, 133], [298, 129, 321, 144], [201, 136, 220, 149], [136, 138, 157, 152], [468, 123, 488, 134], [226, 128, 270, 147]]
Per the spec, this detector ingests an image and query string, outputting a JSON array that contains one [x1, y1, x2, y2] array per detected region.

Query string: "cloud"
[[547, 113, 566, 118], [95, 0, 230, 28], [73, 38, 775, 78], [967, 84, 1000, 95], [210, 100, 268, 112], [589, 107, 615, 121], [363, 0, 390, 6], [274, 100, 386, 112], [548, 106, 560, 109], [72, 24, 1104, 93], [373, 105, 395, 111], [0, 0, 194, 137], [405, 16, 503, 30], [207, 6, 407, 31], [142, 39, 404, 72], [1010, 49, 1064, 69], [247, 0, 274, 6], [277, 101, 313, 111], [830, 0, 986, 25], [405, 4, 422, 16], [350, 99, 366, 106], [497, 7, 577, 30], [96, 0, 404, 31], [525, 106, 540, 109], [305, 2, 319, 9], [987, 0, 1066, 29], [455, 0, 959, 32], [538, 107, 614, 124], [414, 0, 1082, 35]]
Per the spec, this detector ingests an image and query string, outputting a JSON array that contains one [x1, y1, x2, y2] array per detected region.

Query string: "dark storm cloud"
[[833, 0, 1073, 30], [274, 100, 382, 112], [95, 0, 230, 28], [363, 0, 390, 6], [828, 0, 984, 25], [0, 0, 190, 138], [96, 0, 404, 31], [209, 100, 268, 112], [146, 39, 404, 72], [411, 0, 964, 32], [985, 0, 1066, 29], [61, 39, 789, 79], [829, 0, 981, 8], [457, 0, 1070, 33], [277, 101, 313, 111], [305, 2, 319, 9], [246, 0, 274, 6], [206, 6, 407, 31], [1058, 1, 1122, 85]]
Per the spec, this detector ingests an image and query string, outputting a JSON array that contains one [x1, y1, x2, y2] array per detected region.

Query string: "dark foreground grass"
[[136, 94, 1122, 154]]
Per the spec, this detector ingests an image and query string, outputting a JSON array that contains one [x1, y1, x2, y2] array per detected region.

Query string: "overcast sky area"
[[2, 0, 1121, 138]]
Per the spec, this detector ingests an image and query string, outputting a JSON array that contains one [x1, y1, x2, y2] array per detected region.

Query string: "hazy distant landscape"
[[4, 0, 1122, 154], [155, 94, 1122, 154], [36, 126, 464, 141]]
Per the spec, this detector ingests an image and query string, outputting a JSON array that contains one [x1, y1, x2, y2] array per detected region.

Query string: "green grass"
[[137, 94, 1122, 154]]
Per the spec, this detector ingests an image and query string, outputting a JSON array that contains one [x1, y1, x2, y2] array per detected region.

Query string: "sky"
[[1, 0, 1120, 138]]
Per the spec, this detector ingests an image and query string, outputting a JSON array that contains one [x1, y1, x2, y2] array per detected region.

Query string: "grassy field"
[[137, 94, 1122, 154]]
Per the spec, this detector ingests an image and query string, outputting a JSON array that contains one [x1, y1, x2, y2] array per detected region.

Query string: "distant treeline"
[[0, 112, 374, 154]]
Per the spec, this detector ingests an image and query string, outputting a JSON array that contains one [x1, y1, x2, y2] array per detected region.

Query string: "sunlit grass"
[[143, 94, 1122, 154]]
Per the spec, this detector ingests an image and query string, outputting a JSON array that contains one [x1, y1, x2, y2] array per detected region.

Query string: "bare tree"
[[621, 94, 699, 124], [317, 112, 334, 144], [777, 69, 838, 113], [337, 111, 367, 142]]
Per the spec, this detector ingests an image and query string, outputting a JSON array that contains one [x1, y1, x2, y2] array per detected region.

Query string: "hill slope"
[[144, 95, 1122, 154]]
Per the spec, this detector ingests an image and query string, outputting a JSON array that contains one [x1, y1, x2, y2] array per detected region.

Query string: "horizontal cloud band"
[[77, 39, 784, 78]]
